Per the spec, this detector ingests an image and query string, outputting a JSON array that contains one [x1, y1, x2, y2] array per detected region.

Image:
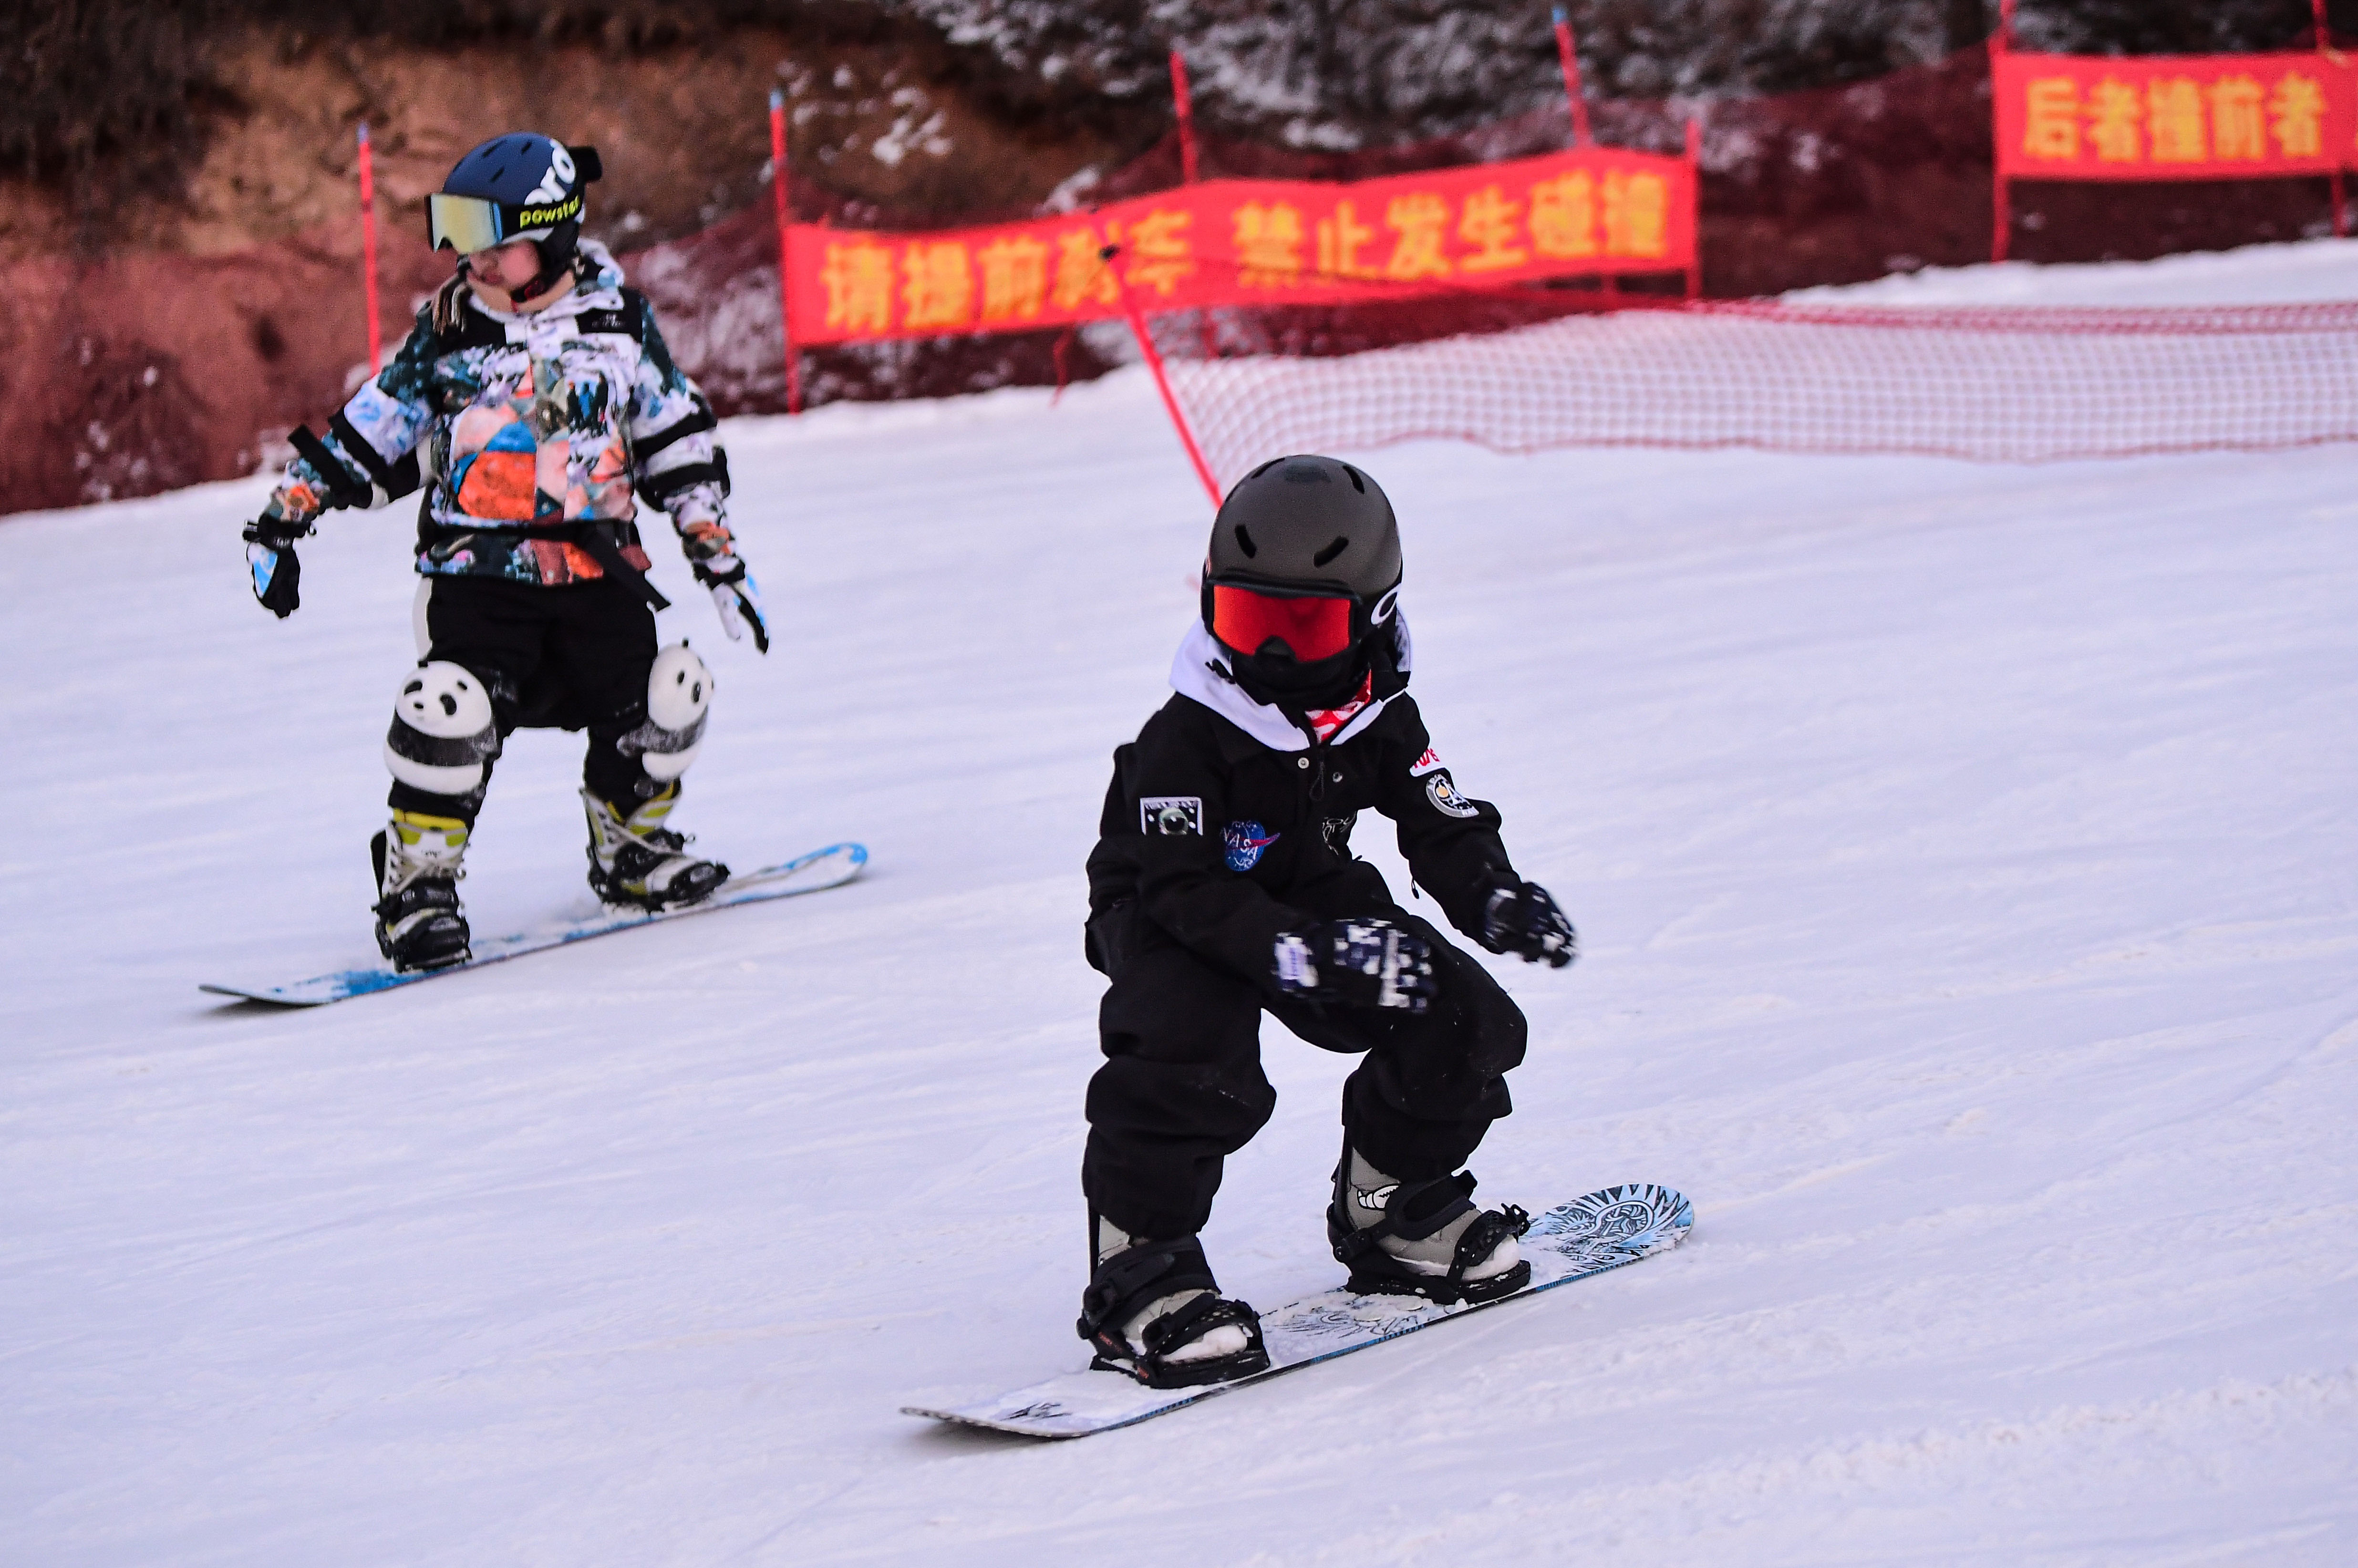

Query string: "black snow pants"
[[1082, 901, 1528, 1242], [391, 574, 663, 824]]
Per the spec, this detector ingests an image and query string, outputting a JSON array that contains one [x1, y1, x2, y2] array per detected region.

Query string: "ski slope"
[[6, 240, 2357, 1565]]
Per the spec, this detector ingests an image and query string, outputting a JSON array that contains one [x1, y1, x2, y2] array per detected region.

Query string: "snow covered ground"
[[6, 242, 2357, 1565]]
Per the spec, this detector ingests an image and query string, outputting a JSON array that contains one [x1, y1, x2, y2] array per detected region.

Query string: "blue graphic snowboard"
[[200, 842, 867, 1007], [905, 1182, 1692, 1439]]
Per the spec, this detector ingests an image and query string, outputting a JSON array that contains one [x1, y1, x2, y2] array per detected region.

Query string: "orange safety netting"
[[1151, 300, 2358, 487]]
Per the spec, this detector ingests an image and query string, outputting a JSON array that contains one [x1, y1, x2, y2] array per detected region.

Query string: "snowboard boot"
[[370, 810, 472, 972], [1078, 1218, 1271, 1389], [582, 784, 729, 910], [1327, 1138, 1532, 1305]]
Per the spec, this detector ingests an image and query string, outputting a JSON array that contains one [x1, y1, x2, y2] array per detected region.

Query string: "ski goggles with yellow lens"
[[426, 189, 582, 255]]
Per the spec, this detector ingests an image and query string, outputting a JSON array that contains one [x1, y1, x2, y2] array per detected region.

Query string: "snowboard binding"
[[583, 787, 730, 911], [1078, 1234, 1271, 1389], [1328, 1166, 1533, 1307], [370, 823, 472, 973]]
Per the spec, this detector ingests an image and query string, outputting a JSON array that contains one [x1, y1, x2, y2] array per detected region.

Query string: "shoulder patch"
[[1424, 772, 1480, 819], [1409, 746, 1445, 778], [1141, 796, 1204, 836]]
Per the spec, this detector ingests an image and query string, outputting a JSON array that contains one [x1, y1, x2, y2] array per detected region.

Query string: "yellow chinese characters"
[[2209, 75, 2267, 160], [2270, 72, 2327, 158], [2147, 77, 2206, 162], [821, 240, 896, 336], [977, 234, 1050, 324], [1602, 172, 1669, 258], [1315, 199, 1378, 279], [2017, 67, 2334, 167], [1051, 228, 1119, 312], [2087, 77, 2144, 162], [1529, 171, 1599, 258], [1119, 208, 1196, 297], [901, 241, 974, 332], [2022, 76, 2081, 160], [1457, 184, 1530, 272], [1524, 170, 1668, 260], [1383, 193, 1454, 280], [1233, 202, 1305, 288]]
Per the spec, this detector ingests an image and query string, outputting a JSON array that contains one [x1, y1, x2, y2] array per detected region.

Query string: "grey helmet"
[[1201, 455, 1404, 705]]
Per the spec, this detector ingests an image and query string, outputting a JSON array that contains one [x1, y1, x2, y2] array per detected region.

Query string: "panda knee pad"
[[384, 660, 501, 796], [618, 642, 712, 783]]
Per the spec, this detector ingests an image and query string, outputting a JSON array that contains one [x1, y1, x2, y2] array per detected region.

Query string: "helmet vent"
[[1313, 536, 1350, 567], [1233, 524, 1258, 557], [1342, 464, 1367, 493], [1248, 458, 1282, 480]]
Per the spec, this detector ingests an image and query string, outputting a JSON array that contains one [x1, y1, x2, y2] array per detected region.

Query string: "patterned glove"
[[695, 556, 769, 654], [1273, 918, 1438, 1012], [241, 516, 311, 619], [1482, 879, 1576, 968]]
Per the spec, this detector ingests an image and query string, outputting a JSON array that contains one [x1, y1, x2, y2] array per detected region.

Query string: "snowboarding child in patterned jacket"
[[1075, 455, 1579, 1389], [240, 132, 769, 972]]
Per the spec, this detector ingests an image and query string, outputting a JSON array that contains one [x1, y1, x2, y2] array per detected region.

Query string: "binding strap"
[[1331, 1171, 1479, 1267], [1076, 1235, 1219, 1343]]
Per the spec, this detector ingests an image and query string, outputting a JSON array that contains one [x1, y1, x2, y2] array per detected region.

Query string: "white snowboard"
[[905, 1182, 1692, 1439], [200, 842, 867, 1007]]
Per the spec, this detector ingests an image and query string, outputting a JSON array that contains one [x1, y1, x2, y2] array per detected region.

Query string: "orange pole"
[[1551, 7, 1592, 146], [1107, 244, 1222, 508], [357, 122, 382, 377], [1990, 5, 2011, 263], [1171, 50, 1200, 185], [770, 88, 803, 415], [1684, 117, 1703, 300], [2317, 2, 2348, 237]]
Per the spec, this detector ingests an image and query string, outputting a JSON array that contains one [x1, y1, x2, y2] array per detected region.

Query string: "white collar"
[[1167, 616, 1411, 752]]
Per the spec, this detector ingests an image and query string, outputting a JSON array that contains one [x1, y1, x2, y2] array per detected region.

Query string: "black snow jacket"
[[1086, 680, 1517, 991]]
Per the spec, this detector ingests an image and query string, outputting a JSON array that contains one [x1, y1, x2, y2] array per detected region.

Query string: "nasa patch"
[[1409, 747, 1445, 778], [1424, 772, 1480, 819], [1224, 820, 1280, 871], [1141, 795, 1204, 836]]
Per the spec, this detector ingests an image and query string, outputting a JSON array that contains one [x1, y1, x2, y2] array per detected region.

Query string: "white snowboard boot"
[[1328, 1141, 1531, 1304], [370, 810, 471, 971], [582, 784, 729, 910], [1078, 1218, 1271, 1389]]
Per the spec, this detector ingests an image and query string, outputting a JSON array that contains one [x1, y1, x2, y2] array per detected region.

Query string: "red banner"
[[1994, 49, 2357, 180], [785, 148, 1696, 345]]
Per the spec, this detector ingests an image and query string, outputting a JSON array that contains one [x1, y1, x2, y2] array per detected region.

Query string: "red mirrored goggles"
[[1205, 581, 1360, 664]]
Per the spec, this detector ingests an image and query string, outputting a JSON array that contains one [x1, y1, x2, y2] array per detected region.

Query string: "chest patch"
[[1224, 820, 1280, 871], [1141, 796, 1204, 836], [1424, 772, 1480, 819]]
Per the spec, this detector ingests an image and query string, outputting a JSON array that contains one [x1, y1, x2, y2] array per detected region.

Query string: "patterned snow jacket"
[[262, 241, 734, 590]]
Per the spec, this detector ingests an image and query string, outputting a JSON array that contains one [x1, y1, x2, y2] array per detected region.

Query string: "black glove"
[[1482, 879, 1577, 968], [241, 517, 310, 619], [1272, 918, 1438, 1013]]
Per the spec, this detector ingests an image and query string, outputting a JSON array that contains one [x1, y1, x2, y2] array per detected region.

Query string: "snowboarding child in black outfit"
[[239, 132, 768, 972], [1077, 455, 1578, 1388]]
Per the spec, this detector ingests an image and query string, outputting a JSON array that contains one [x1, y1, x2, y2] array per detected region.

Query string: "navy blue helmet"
[[429, 133, 603, 296]]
